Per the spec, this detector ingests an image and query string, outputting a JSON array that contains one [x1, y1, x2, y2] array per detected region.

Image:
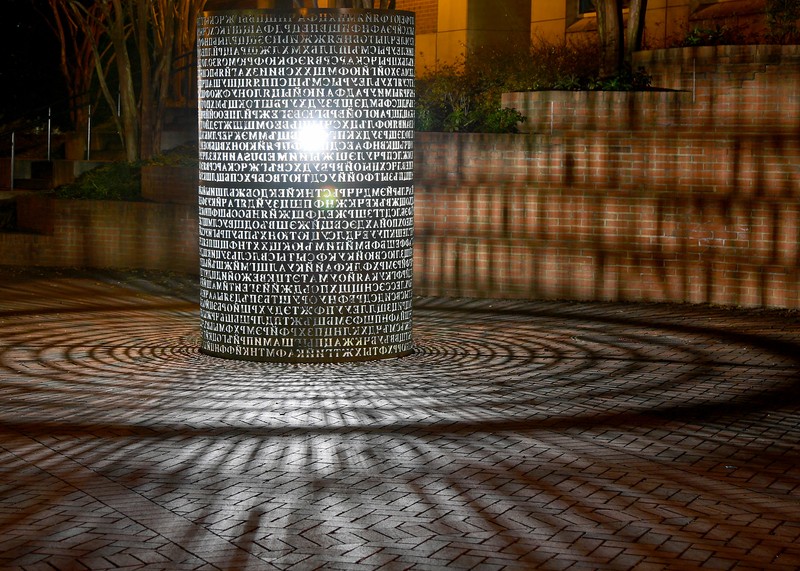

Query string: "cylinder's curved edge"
[[199, 347, 415, 363], [197, 7, 415, 364]]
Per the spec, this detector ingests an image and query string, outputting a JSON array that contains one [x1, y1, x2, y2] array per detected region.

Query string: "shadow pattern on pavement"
[[0, 269, 799, 570]]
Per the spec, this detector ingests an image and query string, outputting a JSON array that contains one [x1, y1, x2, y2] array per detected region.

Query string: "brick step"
[[0, 198, 15, 229], [12, 178, 52, 190], [11, 159, 55, 190]]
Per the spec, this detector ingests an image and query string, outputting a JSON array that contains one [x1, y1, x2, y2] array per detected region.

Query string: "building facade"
[[393, 0, 771, 70], [204, 1, 772, 71]]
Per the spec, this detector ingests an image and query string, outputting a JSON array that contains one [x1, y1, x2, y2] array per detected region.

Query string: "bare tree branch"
[[39, 0, 101, 132], [64, 0, 206, 162]]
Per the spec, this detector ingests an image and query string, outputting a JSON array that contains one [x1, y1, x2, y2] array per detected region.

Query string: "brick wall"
[[503, 45, 800, 135], [5, 123, 797, 309], [395, 0, 437, 34], [2, 45, 797, 308], [413, 131, 800, 308], [141, 165, 197, 205], [638, 44, 800, 133], [502, 90, 693, 133], [4, 196, 198, 274]]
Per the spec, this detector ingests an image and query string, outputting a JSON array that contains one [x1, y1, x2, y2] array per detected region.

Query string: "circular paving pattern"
[[2, 271, 800, 571], [1, 277, 797, 433]]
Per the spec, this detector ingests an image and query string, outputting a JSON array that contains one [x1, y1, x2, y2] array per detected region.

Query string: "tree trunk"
[[625, 0, 648, 65], [595, 0, 623, 78], [110, 0, 140, 162], [78, 0, 139, 162], [136, 0, 156, 160]]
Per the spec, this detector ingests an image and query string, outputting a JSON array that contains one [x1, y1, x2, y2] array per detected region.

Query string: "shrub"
[[145, 143, 198, 167], [499, 37, 603, 92], [766, 0, 800, 43], [415, 60, 525, 133], [415, 37, 652, 132], [680, 24, 757, 47], [588, 66, 653, 91], [54, 143, 198, 200], [55, 161, 143, 201]]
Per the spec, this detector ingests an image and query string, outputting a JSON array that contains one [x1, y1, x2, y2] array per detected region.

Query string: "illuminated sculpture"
[[197, 8, 415, 362]]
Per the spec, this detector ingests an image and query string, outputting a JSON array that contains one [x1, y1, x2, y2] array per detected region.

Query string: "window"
[[579, 0, 630, 15], [579, 0, 595, 14]]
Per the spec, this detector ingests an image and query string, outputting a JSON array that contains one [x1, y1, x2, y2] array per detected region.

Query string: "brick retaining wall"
[[5, 195, 198, 274], [502, 45, 800, 135], [413, 131, 799, 307], [2, 45, 798, 308], [3, 125, 797, 308]]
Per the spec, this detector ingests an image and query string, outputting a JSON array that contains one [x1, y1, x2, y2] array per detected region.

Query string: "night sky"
[[1, 0, 66, 123]]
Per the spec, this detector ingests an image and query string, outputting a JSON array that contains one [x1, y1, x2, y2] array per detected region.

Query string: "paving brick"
[[1, 269, 800, 571]]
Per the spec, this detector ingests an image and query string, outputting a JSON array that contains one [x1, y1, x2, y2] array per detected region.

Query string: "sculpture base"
[[200, 347, 415, 364]]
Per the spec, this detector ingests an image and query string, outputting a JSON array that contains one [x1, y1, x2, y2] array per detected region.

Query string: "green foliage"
[[588, 66, 653, 91], [54, 144, 198, 201], [766, 0, 800, 43], [499, 38, 604, 92], [680, 24, 758, 47], [55, 161, 142, 201], [415, 38, 653, 133], [672, 2, 800, 47], [415, 61, 525, 133], [144, 143, 199, 167]]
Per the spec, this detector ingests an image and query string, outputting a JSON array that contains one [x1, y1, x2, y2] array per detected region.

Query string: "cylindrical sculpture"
[[196, 9, 415, 362]]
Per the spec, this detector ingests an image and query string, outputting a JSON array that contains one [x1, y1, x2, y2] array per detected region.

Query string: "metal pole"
[[47, 107, 52, 161], [87, 104, 92, 161], [10, 132, 15, 190]]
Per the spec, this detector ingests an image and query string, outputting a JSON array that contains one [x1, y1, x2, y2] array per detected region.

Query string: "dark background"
[[1, 0, 66, 124]]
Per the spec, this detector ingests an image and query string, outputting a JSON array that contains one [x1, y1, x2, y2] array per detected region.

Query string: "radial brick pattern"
[[0, 268, 799, 570]]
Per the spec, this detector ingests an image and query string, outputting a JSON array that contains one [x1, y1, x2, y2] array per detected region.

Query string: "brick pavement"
[[0, 267, 798, 570]]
